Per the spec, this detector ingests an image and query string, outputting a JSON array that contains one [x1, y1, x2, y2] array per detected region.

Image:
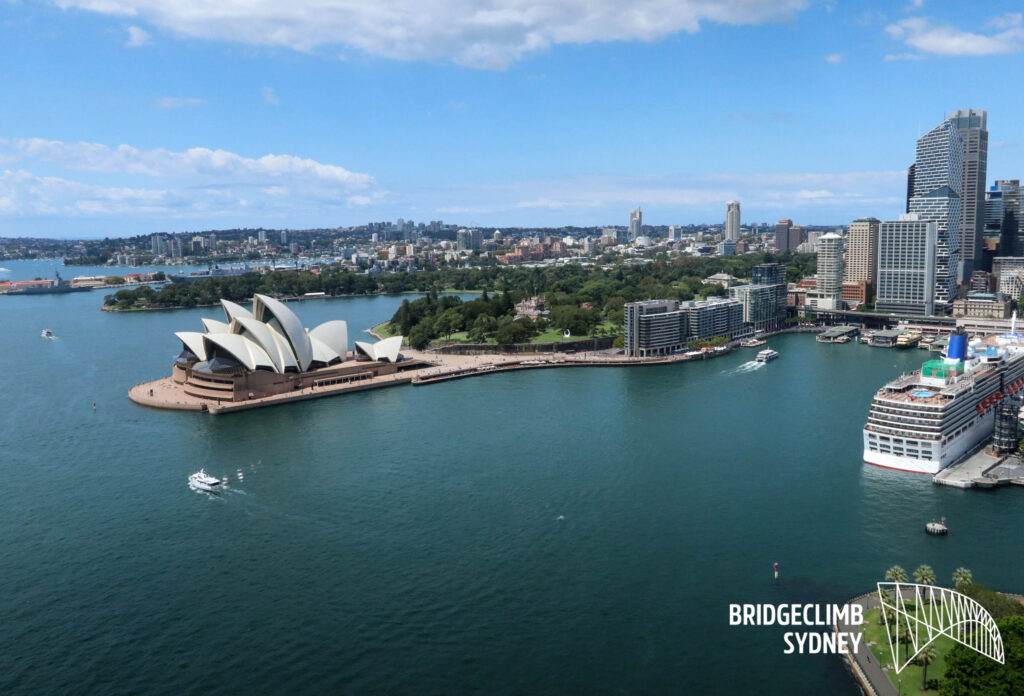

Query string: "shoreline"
[[129, 326, 816, 415]]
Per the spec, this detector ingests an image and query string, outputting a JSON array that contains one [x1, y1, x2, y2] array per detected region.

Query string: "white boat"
[[741, 338, 767, 347], [41, 329, 54, 339], [864, 325, 1024, 474], [188, 469, 223, 492], [756, 348, 779, 362]]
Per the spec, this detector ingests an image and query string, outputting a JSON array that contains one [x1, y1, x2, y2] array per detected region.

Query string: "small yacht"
[[188, 469, 223, 493], [41, 329, 54, 339], [756, 348, 780, 363], [741, 337, 767, 347]]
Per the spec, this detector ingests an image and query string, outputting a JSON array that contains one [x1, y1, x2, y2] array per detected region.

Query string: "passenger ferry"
[[756, 348, 779, 363], [863, 325, 1024, 474]]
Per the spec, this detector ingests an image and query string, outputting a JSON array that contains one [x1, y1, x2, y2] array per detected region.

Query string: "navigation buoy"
[[92, 402, 96, 410], [773, 562, 779, 580]]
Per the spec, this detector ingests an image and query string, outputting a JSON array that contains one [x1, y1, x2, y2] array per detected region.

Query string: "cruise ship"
[[863, 326, 1024, 474]]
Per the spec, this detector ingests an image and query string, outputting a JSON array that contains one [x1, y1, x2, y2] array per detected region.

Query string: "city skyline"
[[2, 1, 1024, 237]]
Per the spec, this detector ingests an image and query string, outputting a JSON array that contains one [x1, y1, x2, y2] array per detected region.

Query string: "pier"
[[933, 448, 1024, 489], [816, 325, 860, 343]]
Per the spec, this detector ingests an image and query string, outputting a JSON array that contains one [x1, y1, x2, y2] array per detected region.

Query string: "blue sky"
[[1, 0, 1023, 238]]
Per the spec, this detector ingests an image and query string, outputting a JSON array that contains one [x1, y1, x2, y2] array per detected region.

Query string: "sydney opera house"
[[170, 294, 421, 403]]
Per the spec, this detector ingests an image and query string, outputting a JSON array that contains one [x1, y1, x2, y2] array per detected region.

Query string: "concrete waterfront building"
[[623, 297, 743, 357], [682, 298, 743, 341], [150, 234, 166, 256], [876, 213, 937, 316], [949, 109, 988, 275], [807, 232, 844, 310], [623, 300, 687, 357], [844, 218, 880, 286], [258, 229, 267, 243], [750, 262, 788, 324], [725, 201, 741, 241], [172, 295, 414, 403], [907, 118, 963, 309], [281, 230, 288, 245], [729, 284, 781, 332], [629, 207, 642, 242]]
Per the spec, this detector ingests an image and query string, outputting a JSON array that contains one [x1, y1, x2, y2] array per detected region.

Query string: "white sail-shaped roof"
[[221, 299, 253, 323], [202, 333, 276, 372], [253, 294, 313, 371], [354, 336, 403, 363], [201, 318, 231, 333], [175, 331, 209, 361], [309, 320, 349, 359], [231, 317, 290, 373], [373, 336, 403, 363], [309, 336, 341, 365]]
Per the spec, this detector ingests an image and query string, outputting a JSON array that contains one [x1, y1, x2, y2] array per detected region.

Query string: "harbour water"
[[3, 265, 1024, 694]]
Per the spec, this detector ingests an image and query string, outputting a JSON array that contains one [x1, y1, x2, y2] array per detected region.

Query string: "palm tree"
[[918, 644, 938, 690], [915, 564, 937, 603], [885, 565, 909, 583], [953, 567, 974, 591]]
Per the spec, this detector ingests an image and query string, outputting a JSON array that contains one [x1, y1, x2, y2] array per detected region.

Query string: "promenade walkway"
[[837, 593, 898, 696]]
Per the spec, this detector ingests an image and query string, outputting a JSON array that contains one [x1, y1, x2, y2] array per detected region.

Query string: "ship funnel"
[[948, 327, 968, 362]]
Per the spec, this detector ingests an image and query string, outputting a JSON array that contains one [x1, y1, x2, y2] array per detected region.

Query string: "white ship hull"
[[863, 412, 995, 475]]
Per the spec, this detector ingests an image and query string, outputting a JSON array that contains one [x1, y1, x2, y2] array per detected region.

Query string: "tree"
[[952, 567, 973, 591], [886, 565, 909, 583], [917, 644, 937, 691], [940, 616, 1024, 695], [915, 564, 937, 602]]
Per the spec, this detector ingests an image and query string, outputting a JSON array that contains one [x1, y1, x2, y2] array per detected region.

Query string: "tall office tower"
[[150, 234, 165, 256], [725, 201, 741, 241], [281, 230, 288, 245], [751, 262, 788, 323], [844, 218, 880, 285], [876, 214, 937, 316], [907, 118, 963, 310], [992, 180, 1021, 256], [906, 164, 915, 214], [629, 207, 642, 241], [788, 225, 804, 252], [258, 229, 267, 243], [774, 219, 793, 251], [812, 232, 844, 310], [948, 109, 988, 276]]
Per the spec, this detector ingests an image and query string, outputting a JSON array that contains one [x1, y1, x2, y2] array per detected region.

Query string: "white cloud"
[[884, 52, 925, 61], [5, 138, 373, 188], [52, 0, 808, 69], [886, 16, 1024, 56], [125, 25, 151, 47], [433, 171, 905, 219], [0, 138, 378, 219], [987, 13, 1023, 31], [824, 53, 842, 64], [261, 86, 279, 105], [156, 97, 205, 109]]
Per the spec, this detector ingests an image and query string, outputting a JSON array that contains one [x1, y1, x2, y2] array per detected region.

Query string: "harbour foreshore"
[[129, 343, 740, 414], [129, 324, 817, 415]]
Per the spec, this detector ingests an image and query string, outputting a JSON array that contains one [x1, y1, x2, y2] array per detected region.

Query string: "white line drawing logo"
[[877, 582, 1004, 673]]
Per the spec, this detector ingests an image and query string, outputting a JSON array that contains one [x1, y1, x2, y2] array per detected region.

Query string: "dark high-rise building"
[[788, 225, 804, 252], [907, 118, 963, 310], [990, 180, 1021, 256], [906, 163, 915, 214], [948, 109, 988, 277]]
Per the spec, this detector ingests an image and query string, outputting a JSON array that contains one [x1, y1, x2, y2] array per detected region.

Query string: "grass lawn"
[[437, 320, 619, 345], [372, 322, 397, 338], [861, 607, 957, 693]]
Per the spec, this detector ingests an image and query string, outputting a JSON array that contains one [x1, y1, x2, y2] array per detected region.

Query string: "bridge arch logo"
[[877, 582, 1004, 673]]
